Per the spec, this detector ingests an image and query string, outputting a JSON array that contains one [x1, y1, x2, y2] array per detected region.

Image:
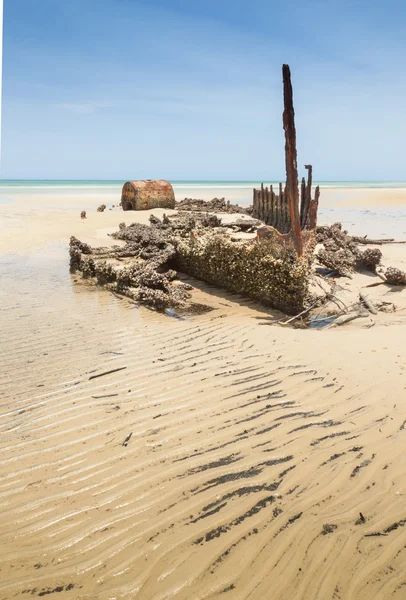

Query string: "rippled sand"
[[1, 188, 406, 599]]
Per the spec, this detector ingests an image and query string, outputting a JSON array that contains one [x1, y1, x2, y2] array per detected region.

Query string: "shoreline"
[[0, 184, 406, 256]]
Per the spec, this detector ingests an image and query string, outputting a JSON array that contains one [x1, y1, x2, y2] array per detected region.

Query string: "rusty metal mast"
[[282, 64, 303, 257]]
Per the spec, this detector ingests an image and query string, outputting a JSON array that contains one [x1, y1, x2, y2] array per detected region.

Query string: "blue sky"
[[2, 0, 406, 180]]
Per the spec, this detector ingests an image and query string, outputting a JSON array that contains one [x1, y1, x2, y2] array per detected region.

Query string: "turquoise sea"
[[1, 179, 406, 206], [0, 179, 405, 239]]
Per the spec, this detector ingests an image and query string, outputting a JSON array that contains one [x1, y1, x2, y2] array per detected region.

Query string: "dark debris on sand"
[[175, 197, 253, 215], [316, 223, 383, 278], [316, 222, 406, 285]]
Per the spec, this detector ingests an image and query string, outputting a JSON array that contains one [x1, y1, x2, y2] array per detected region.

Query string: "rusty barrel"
[[121, 180, 175, 211]]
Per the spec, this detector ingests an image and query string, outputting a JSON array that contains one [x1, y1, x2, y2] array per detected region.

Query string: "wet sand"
[[1, 187, 406, 599]]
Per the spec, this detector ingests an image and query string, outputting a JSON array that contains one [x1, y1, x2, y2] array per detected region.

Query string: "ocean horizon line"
[[1, 178, 406, 184]]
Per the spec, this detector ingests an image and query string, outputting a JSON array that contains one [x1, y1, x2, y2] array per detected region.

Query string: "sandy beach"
[[1, 184, 406, 599]]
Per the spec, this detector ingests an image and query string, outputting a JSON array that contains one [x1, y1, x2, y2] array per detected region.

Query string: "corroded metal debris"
[[253, 65, 320, 252], [121, 180, 175, 211], [282, 64, 303, 257]]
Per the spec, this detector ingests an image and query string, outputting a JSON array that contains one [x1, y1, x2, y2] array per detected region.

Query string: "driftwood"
[[352, 236, 406, 245], [375, 271, 387, 282], [359, 293, 378, 315], [317, 225, 406, 247], [260, 298, 321, 327], [89, 366, 127, 380], [327, 312, 364, 328], [278, 298, 321, 326], [122, 433, 133, 447]]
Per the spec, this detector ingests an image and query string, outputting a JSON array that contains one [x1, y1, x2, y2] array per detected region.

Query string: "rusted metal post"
[[276, 183, 282, 230], [300, 177, 306, 226], [265, 186, 269, 222], [282, 64, 303, 256], [253, 188, 258, 218], [270, 185, 275, 225], [309, 185, 320, 230], [305, 164, 312, 201], [282, 184, 289, 233], [302, 164, 313, 229]]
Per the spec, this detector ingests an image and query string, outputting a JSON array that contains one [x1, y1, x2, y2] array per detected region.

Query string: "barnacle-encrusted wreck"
[[70, 211, 315, 314], [70, 65, 320, 315]]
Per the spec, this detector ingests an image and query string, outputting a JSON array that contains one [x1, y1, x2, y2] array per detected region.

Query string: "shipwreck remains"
[[175, 197, 250, 215], [70, 65, 322, 315], [253, 66, 320, 248], [70, 211, 314, 314], [253, 172, 320, 235], [316, 222, 406, 285], [121, 180, 175, 211]]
